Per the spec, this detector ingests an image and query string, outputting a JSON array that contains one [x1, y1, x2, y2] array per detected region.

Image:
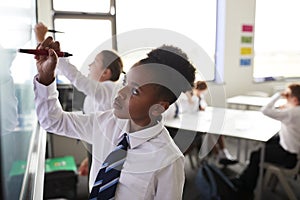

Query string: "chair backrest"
[[282, 155, 300, 176]]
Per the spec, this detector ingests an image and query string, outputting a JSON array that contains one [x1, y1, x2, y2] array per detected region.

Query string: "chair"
[[263, 156, 300, 200]]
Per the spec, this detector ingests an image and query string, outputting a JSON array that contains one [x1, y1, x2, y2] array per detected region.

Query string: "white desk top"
[[226, 95, 286, 108], [163, 107, 280, 142]]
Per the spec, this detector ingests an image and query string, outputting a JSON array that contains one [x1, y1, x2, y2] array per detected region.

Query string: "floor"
[[182, 138, 300, 200], [53, 137, 300, 200]]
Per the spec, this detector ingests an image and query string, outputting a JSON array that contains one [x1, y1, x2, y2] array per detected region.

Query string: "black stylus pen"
[[48, 29, 64, 33]]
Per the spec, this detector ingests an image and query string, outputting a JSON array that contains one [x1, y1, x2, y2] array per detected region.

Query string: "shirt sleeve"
[[260, 92, 291, 123], [33, 75, 95, 143], [154, 157, 185, 200], [57, 58, 120, 105]]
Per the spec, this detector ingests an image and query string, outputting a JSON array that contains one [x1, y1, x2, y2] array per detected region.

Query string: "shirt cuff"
[[33, 74, 57, 99], [57, 57, 70, 73], [270, 92, 281, 102]]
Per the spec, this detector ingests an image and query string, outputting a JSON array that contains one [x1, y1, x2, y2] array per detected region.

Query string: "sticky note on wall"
[[240, 47, 252, 55], [242, 25, 253, 32], [241, 36, 252, 43], [240, 58, 251, 66]]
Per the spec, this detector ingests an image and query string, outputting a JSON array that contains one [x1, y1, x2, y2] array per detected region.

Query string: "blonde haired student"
[[33, 37, 196, 199]]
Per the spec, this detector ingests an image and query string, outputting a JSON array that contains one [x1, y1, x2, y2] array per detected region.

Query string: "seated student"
[[169, 80, 237, 164], [33, 36, 196, 199], [193, 80, 208, 111], [232, 83, 300, 198], [193, 81, 236, 165]]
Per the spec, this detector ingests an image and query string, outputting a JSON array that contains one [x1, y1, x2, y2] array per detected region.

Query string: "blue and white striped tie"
[[89, 133, 129, 200]]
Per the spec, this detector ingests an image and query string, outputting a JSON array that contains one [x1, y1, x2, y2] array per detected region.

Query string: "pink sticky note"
[[242, 25, 253, 32]]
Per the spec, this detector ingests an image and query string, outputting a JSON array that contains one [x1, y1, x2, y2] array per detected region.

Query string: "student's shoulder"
[[101, 81, 122, 90], [291, 106, 300, 116], [93, 109, 125, 124]]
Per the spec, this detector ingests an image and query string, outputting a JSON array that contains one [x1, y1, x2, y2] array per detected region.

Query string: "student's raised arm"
[[57, 58, 121, 105], [34, 36, 94, 143], [260, 92, 290, 122]]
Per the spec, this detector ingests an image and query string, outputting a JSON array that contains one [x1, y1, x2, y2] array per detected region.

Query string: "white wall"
[[37, 0, 52, 28], [222, 0, 290, 98]]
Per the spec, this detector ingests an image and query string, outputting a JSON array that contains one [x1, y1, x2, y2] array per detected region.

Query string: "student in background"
[[177, 80, 208, 113], [233, 83, 300, 198], [34, 37, 196, 199], [193, 80, 208, 111], [35, 23, 124, 177], [170, 80, 237, 165], [195, 81, 237, 165], [60, 50, 124, 176]]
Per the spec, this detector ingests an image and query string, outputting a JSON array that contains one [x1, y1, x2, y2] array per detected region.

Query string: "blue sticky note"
[[240, 58, 251, 66]]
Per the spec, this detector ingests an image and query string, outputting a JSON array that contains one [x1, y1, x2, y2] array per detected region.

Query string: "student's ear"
[[150, 101, 169, 116], [291, 96, 300, 106], [99, 68, 112, 81]]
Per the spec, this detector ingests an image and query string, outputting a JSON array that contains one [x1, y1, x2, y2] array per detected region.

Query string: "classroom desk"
[[226, 95, 286, 110], [227, 95, 286, 164], [163, 107, 281, 200]]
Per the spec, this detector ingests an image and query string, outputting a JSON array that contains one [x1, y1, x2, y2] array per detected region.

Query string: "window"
[[52, 0, 218, 82], [53, 0, 110, 13], [253, 0, 300, 82], [54, 19, 112, 81], [52, 0, 114, 83], [117, 0, 217, 81]]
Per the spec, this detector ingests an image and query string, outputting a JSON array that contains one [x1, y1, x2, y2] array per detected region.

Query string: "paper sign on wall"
[[240, 24, 254, 67], [242, 25, 253, 32], [241, 36, 252, 44], [240, 58, 251, 66], [240, 47, 252, 55]]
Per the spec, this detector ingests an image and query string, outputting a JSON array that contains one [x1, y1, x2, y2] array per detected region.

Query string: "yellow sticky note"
[[240, 47, 252, 55]]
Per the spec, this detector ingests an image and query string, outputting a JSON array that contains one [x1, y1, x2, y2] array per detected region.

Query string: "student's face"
[[88, 53, 105, 81], [113, 65, 166, 126], [193, 88, 207, 97], [285, 88, 298, 105]]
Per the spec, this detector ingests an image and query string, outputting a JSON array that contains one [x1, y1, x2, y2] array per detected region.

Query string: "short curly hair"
[[137, 45, 196, 104]]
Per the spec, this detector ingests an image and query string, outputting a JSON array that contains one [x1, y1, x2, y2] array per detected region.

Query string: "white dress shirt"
[[57, 58, 122, 113], [261, 92, 300, 154], [177, 92, 199, 113], [34, 77, 185, 200]]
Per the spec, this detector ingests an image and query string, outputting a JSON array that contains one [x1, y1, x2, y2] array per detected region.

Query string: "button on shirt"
[[261, 92, 300, 154], [34, 77, 185, 200]]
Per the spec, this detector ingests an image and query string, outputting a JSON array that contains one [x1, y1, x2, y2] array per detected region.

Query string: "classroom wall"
[[222, 0, 289, 98], [36, 5, 292, 90], [36, 0, 293, 159], [37, 0, 292, 101]]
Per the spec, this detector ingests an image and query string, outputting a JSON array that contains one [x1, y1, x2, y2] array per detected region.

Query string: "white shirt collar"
[[118, 119, 164, 149]]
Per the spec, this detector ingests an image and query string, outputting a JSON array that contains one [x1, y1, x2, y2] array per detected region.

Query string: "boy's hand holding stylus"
[[35, 36, 60, 85]]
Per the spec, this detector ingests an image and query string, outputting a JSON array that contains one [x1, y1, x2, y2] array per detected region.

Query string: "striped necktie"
[[174, 102, 179, 118], [89, 133, 129, 200], [198, 96, 203, 111]]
